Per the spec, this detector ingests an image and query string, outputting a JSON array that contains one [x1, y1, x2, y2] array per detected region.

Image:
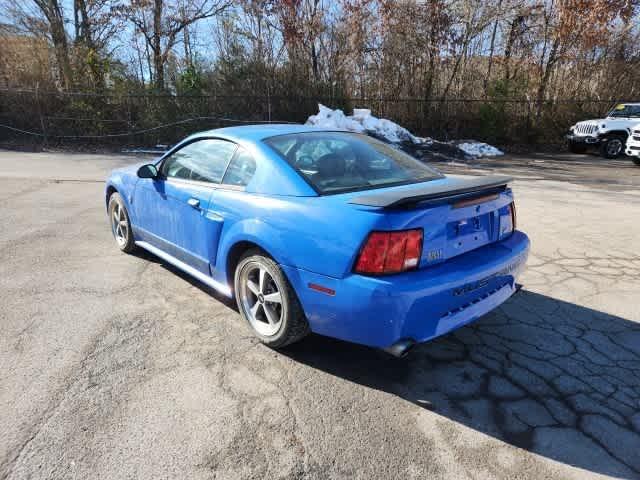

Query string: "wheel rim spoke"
[[247, 280, 260, 296], [241, 264, 283, 336], [112, 203, 128, 244], [263, 304, 278, 325], [263, 291, 281, 304], [258, 268, 267, 293], [250, 301, 261, 319]]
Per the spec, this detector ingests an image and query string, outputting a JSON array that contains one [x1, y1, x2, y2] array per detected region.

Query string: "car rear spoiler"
[[348, 175, 513, 209]]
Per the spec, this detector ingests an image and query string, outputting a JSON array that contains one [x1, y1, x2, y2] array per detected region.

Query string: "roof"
[[162, 123, 342, 198], [192, 124, 345, 142]]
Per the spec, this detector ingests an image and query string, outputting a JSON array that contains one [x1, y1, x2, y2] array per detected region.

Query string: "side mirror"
[[137, 164, 158, 179]]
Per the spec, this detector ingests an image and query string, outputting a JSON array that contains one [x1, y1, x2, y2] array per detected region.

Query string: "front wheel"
[[599, 135, 626, 159], [234, 250, 310, 348], [633, 158, 640, 166], [108, 192, 136, 253]]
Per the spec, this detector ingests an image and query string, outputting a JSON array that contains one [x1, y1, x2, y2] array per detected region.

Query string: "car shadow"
[[282, 290, 640, 478], [128, 248, 639, 476], [130, 248, 238, 310]]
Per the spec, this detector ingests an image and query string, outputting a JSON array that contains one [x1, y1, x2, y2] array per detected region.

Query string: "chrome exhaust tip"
[[382, 339, 416, 358]]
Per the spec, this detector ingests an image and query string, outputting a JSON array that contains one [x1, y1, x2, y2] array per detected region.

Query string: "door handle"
[[187, 198, 200, 209]]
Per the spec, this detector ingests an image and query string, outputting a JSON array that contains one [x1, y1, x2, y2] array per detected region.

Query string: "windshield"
[[264, 131, 443, 194], [607, 104, 640, 118]]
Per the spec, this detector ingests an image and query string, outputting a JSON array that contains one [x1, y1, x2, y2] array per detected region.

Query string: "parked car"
[[624, 124, 640, 166], [567, 103, 640, 158], [105, 125, 530, 357]]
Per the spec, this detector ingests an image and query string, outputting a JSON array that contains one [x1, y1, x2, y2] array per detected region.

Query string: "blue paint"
[[106, 125, 530, 349]]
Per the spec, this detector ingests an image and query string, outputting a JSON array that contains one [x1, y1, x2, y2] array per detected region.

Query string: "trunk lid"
[[346, 175, 514, 268]]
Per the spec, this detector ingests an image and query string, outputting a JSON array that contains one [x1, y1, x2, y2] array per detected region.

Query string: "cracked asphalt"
[[1, 150, 639, 479]]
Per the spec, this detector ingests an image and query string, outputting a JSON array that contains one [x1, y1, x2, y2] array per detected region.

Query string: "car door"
[[203, 146, 258, 272], [133, 138, 238, 275]]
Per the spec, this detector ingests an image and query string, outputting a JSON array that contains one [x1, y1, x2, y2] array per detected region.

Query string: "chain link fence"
[[0, 88, 626, 149]]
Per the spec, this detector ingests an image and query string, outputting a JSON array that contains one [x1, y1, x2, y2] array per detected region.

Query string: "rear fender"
[[215, 218, 293, 287]]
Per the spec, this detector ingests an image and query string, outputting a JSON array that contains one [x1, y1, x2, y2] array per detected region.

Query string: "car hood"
[[603, 118, 637, 128], [576, 118, 636, 129]]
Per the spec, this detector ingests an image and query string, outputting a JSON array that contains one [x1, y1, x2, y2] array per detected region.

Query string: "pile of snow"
[[305, 104, 504, 159], [306, 104, 425, 144], [457, 142, 504, 157]]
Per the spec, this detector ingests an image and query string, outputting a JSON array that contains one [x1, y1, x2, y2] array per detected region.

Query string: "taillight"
[[510, 202, 517, 230], [354, 229, 423, 274], [500, 202, 516, 239]]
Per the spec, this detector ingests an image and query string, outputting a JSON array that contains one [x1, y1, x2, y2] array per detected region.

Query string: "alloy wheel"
[[607, 139, 623, 156], [111, 202, 128, 246], [239, 264, 283, 336]]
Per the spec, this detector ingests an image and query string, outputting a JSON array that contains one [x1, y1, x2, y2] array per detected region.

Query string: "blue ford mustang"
[[106, 125, 529, 356]]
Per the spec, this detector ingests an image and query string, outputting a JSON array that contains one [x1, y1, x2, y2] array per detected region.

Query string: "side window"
[[161, 139, 237, 183], [222, 147, 256, 187]]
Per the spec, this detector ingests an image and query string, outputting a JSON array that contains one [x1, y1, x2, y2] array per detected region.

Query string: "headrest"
[[316, 153, 345, 178]]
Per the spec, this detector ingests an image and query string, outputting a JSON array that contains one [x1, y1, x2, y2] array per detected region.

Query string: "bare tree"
[[119, 0, 231, 89], [0, 0, 639, 145], [4, 0, 74, 87]]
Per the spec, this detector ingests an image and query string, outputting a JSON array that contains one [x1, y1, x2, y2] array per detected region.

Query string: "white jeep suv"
[[567, 103, 640, 159], [625, 124, 640, 166]]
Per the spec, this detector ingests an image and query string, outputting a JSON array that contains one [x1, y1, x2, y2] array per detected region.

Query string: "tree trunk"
[[440, 33, 468, 102], [73, 0, 91, 46], [504, 15, 523, 82], [484, 1, 502, 95], [153, 0, 164, 89], [50, 17, 72, 88], [183, 25, 192, 68], [536, 37, 559, 119], [35, 0, 72, 88], [311, 42, 319, 82], [423, 16, 438, 101]]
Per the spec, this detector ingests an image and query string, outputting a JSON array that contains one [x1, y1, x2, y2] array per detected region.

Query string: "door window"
[[161, 139, 237, 183], [222, 147, 257, 187]]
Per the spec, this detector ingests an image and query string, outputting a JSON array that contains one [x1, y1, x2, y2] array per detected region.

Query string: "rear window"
[[263, 131, 443, 194]]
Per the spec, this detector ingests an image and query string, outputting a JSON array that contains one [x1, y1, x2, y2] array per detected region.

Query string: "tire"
[[108, 192, 136, 253], [234, 249, 310, 348], [633, 158, 640, 166], [568, 141, 587, 154], [599, 135, 626, 159]]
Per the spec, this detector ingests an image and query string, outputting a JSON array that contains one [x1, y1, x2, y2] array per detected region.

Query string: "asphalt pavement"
[[1, 150, 639, 479]]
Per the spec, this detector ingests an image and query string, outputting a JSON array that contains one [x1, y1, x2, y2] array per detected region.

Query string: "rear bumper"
[[282, 231, 530, 348]]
